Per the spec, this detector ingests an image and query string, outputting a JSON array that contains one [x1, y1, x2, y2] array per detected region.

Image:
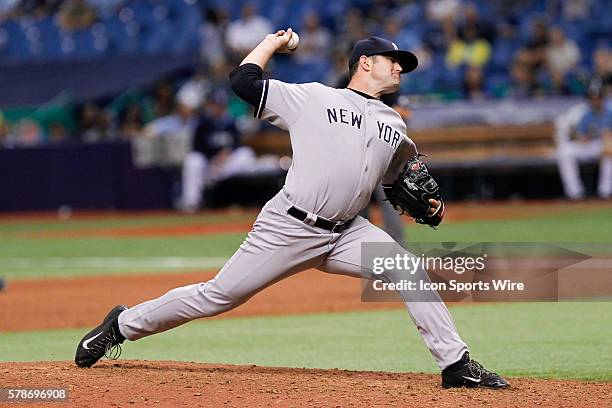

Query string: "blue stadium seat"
[[130, 0, 156, 24], [270, 57, 295, 82], [0, 0, 603, 100], [38, 21, 60, 58], [105, 16, 142, 55], [2, 20, 31, 60], [436, 65, 464, 91], [70, 29, 106, 58], [401, 70, 435, 95], [167, 1, 201, 54], [141, 20, 173, 54], [468, 0, 494, 20], [592, 13, 612, 36], [293, 60, 330, 83]]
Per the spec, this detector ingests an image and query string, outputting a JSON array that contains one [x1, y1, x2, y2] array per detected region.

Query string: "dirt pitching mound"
[[1, 361, 609, 407]]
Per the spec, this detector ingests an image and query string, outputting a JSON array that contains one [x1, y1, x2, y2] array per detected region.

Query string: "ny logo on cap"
[[391, 42, 398, 50]]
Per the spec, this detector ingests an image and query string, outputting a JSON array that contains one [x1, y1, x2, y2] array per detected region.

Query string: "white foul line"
[[0, 257, 229, 269]]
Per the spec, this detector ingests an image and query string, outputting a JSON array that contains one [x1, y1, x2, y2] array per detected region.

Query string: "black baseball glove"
[[383, 155, 445, 228]]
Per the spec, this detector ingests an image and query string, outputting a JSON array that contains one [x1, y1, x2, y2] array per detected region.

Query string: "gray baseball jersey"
[[118, 79, 468, 370], [260, 80, 416, 221]]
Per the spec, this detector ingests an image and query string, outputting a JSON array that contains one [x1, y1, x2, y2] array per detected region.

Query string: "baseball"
[[286, 31, 299, 50]]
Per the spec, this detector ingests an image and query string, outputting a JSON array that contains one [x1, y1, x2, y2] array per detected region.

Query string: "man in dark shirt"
[[178, 90, 254, 212]]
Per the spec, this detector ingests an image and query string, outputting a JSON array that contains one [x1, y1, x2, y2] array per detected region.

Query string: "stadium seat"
[[106, 16, 142, 55], [1, 19, 29, 60], [294, 60, 330, 83], [70, 29, 106, 58]]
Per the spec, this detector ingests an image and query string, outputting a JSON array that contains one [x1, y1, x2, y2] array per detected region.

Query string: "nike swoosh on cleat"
[[82, 332, 103, 350], [462, 376, 482, 383]]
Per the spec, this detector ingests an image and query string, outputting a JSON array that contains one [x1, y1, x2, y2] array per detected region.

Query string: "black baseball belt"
[[287, 206, 355, 233]]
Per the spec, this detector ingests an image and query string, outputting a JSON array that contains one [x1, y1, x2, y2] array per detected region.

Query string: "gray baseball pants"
[[118, 190, 468, 369]]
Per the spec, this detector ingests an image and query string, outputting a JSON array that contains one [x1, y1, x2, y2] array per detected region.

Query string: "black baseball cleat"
[[441, 352, 510, 389], [75, 305, 128, 368]]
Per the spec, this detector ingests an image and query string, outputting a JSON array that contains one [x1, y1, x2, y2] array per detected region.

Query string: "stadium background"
[[0, 0, 611, 406]]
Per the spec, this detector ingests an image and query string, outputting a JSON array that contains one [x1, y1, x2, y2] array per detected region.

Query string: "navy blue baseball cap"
[[349, 37, 418, 74]]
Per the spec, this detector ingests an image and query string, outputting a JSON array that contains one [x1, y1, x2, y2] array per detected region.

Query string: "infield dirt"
[[2, 361, 610, 407], [0, 269, 402, 332]]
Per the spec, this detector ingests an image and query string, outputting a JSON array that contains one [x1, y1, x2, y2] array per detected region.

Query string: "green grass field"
[[2, 303, 611, 380], [1, 205, 611, 381]]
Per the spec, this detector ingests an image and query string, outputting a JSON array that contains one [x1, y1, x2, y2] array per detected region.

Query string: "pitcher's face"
[[371, 55, 402, 93]]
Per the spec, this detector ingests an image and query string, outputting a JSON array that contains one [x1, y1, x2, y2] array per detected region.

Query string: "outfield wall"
[[0, 141, 173, 211]]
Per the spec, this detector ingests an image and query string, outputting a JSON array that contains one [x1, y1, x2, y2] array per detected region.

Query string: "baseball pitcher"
[[75, 30, 509, 389]]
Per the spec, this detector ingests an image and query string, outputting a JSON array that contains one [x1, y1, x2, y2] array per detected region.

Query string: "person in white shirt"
[[225, 3, 273, 58], [546, 27, 581, 76]]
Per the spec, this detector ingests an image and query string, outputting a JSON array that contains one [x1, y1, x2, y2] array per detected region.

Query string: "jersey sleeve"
[[257, 80, 312, 130], [382, 134, 418, 185]]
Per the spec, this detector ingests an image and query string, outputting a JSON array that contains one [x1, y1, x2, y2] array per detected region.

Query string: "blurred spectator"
[[355, 0, 395, 26], [118, 103, 144, 139], [337, 8, 371, 53], [490, 19, 520, 71], [2, 0, 611, 134], [294, 11, 331, 64], [494, 0, 531, 19], [178, 91, 241, 212], [463, 66, 487, 100], [208, 60, 233, 89], [446, 25, 491, 68], [393, 0, 422, 23], [0, 111, 10, 147], [204, 60, 248, 119], [180, 69, 211, 104], [144, 84, 201, 139], [378, 18, 421, 52], [57, 0, 97, 31], [459, 2, 495, 44], [424, 14, 457, 54], [199, 6, 230, 66], [0, 0, 19, 19], [13, 119, 43, 146], [96, 110, 113, 139], [518, 19, 550, 71], [556, 84, 612, 199], [426, 0, 462, 23], [325, 48, 350, 87], [592, 47, 612, 91], [546, 71, 572, 96], [225, 3, 272, 59], [501, 61, 543, 98], [560, 0, 593, 21], [151, 80, 176, 119], [546, 27, 580, 76], [15, 0, 62, 18], [48, 121, 69, 144], [178, 90, 279, 212], [85, 0, 126, 17], [78, 102, 107, 142]]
